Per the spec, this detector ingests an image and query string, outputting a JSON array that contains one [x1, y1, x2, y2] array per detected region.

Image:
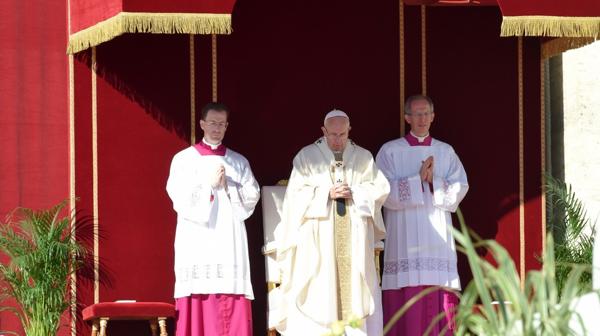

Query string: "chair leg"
[[99, 318, 109, 336], [91, 320, 99, 336], [149, 319, 159, 336], [158, 317, 168, 336]]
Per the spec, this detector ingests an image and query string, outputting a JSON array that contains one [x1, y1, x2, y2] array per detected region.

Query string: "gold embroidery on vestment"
[[334, 199, 352, 321]]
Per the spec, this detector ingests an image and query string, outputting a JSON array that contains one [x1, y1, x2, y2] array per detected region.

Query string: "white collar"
[[202, 138, 222, 150], [410, 131, 430, 143]]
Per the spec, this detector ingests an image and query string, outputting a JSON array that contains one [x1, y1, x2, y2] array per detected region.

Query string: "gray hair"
[[405, 95, 434, 115]]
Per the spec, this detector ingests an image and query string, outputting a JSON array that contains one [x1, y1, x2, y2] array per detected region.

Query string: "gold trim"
[[541, 37, 596, 59], [68, 52, 77, 336], [518, 37, 525, 289], [540, 59, 546, 254], [212, 34, 218, 102], [92, 47, 100, 304], [334, 200, 352, 320], [421, 5, 427, 96], [67, 0, 72, 35], [400, 0, 405, 136], [267, 282, 278, 292], [67, 12, 232, 54], [190, 35, 196, 144], [501, 16, 600, 38]]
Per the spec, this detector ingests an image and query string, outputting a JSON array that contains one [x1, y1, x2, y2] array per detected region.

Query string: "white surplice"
[[275, 137, 390, 336], [166, 146, 260, 299], [376, 137, 468, 290]]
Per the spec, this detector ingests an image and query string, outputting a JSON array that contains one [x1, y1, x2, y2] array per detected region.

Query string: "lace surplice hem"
[[176, 263, 249, 282], [383, 257, 457, 275]]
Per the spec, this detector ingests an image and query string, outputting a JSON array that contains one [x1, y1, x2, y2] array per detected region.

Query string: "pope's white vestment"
[[166, 145, 260, 300], [275, 137, 390, 336]]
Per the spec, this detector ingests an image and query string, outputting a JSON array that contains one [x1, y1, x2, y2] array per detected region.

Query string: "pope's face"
[[200, 110, 228, 144], [405, 99, 434, 137], [321, 117, 351, 152]]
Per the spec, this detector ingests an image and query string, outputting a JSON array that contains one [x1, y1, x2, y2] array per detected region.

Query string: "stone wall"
[[563, 41, 600, 225]]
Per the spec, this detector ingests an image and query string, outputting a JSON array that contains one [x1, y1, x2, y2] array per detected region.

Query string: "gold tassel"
[[501, 16, 600, 38], [67, 12, 231, 54], [541, 37, 596, 59]]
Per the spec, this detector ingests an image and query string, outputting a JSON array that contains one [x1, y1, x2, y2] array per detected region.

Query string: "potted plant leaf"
[[384, 199, 597, 335], [0, 200, 94, 336]]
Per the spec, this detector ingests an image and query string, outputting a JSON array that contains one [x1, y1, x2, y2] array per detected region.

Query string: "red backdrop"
[[0, 0, 69, 333], [424, 6, 543, 277], [2, 0, 544, 335]]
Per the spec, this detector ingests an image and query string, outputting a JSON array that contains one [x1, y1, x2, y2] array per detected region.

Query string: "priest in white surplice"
[[275, 110, 390, 336], [167, 102, 260, 336], [375, 95, 468, 336]]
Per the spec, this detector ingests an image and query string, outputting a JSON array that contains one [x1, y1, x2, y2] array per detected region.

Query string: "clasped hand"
[[420, 156, 434, 183], [329, 183, 352, 199], [211, 164, 227, 189]]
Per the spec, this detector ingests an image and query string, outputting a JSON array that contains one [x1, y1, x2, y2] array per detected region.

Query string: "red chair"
[[82, 302, 175, 336]]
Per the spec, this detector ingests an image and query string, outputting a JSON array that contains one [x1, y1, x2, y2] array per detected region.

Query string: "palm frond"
[[0, 200, 93, 336], [546, 175, 596, 295]]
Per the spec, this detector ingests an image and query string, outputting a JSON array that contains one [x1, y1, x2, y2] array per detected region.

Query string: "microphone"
[[332, 158, 346, 217], [336, 197, 346, 216]]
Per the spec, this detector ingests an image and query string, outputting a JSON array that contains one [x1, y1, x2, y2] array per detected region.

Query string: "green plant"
[[453, 208, 593, 335], [322, 314, 364, 336], [383, 206, 595, 335], [0, 200, 93, 336], [546, 175, 596, 295]]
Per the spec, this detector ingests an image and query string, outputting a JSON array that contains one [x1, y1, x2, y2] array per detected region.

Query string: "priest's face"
[[405, 99, 434, 137], [200, 109, 228, 144], [321, 117, 351, 152]]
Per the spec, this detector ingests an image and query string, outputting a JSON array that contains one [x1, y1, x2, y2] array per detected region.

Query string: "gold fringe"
[[67, 12, 231, 54], [501, 16, 600, 38], [541, 37, 596, 59]]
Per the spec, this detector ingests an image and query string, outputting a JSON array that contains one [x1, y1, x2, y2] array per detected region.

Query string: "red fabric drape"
[[122, 0, 236, 15], [497, 0, 600, 17], [402, 0, 600, 14], [0, 0, 69, 218], [67, 0, 237, 54], [497, 0, 600, 37], [69, 0, 122, 35], [403, 0, 498, 5], [0, 0, 69, 333], [69, 0, 236, 34]]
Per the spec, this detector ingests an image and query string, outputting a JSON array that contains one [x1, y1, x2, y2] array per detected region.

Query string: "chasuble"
[[275, 137, 389, 336]]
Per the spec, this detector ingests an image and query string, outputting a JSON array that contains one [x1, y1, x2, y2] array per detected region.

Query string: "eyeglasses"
[[406, 112, 432, 118], [204, 121, 228, 128]]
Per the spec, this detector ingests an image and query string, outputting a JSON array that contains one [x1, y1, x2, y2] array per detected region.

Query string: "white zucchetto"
[[324, 109, 349, 124]]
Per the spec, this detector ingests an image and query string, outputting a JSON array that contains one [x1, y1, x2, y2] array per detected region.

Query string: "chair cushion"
[[82, 302, 175, 321]]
